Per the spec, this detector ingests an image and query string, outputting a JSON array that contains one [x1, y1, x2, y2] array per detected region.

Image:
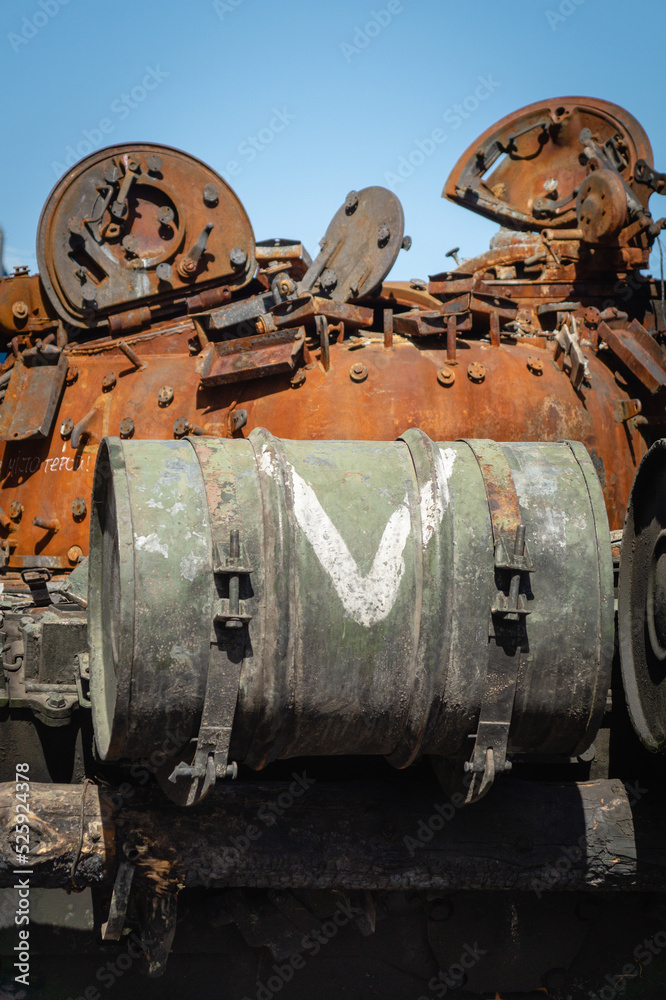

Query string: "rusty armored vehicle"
[[3, 96, 666, 999]]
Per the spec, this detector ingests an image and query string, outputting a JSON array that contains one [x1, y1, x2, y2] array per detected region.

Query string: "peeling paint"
[[135, 532, 169, 559], [419, 447, 456, 548]]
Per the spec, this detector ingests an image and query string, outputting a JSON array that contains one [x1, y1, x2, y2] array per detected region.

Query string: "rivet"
[[68, 544, 83, 564]]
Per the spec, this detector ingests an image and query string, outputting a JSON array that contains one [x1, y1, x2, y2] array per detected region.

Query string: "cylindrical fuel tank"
[[88, 430, 613, 770]]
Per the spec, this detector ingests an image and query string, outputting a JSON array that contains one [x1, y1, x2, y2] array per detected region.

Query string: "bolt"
[[320, 268, 337, 292], [156, 262, 173, 281], [119, 417, 135, 439], [173, 417, 190, 438], [46, 694, 66, 710], [203, 184, 219, 207], [104, 165, 120, 184], [437, 366, 455, 387], [157, 205, 174, 226], [350, 362, 368, 383], [65, 366, 79, 386], [467, 362, 486, 383], [127, 158, 141, 173], [72, 497, 87, 519], [9, 501, 22, 522], [345, 191, 359, 212], [377, 223, 390, 244], [158, 385, 175, 406], [75, 267, 87, 281], [463, 761, 473, 773], [402, 236, 412, 251], [11, 301, 28, 320], [527, 357, 543, 375], [146, 154, 162, 175], [446, 247, 461, 266], [33, 516, 60, 533], [230, 247, 247, 268], [229, 409, 247, 432], [102, 372, 117, 391]]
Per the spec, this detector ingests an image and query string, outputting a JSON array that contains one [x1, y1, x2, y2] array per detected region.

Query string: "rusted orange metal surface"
[[0, 96, 664, 571]]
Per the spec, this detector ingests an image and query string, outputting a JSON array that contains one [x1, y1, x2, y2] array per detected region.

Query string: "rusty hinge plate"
[[195, 327, 305, 386], [0, 353, 68, 441]]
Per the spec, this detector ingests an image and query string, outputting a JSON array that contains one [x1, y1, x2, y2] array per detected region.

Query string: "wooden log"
[[1, 777, 665, 892]]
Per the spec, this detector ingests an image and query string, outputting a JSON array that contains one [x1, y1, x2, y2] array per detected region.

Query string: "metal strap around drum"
[[167, 437, 249, 806], [459, 439, 531, 804]]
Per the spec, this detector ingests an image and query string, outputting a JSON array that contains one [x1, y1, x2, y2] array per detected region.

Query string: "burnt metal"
[[444, 97, 652, 231], [37, 143, 256, 328], [2, 777, 664, 893], [195, 327, 305, 386], [298, 186, 405, 301], [0, 352, 68, 441]]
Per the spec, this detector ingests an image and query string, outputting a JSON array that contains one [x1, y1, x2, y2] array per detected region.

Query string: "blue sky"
[[1, 0, 666, 282]]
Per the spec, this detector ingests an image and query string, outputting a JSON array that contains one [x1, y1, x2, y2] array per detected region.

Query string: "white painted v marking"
[[290, 468, 411, 628]]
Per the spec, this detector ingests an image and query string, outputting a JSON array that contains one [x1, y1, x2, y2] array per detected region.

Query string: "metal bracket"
[[167, 524, 249, 804], [101, 859, 135, 941], [460, 440, 533, 803], [21, 568, 52, 607]]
